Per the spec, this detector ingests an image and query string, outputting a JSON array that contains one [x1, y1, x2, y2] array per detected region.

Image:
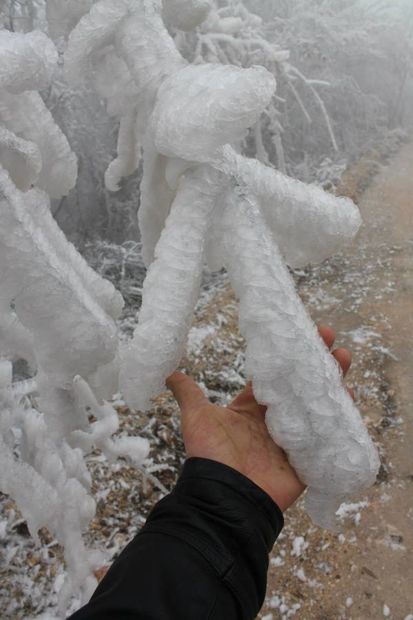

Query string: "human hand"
[[167, 326, 353, 512]]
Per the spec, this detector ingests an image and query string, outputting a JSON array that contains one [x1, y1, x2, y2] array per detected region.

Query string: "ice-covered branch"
[[71, 376, 149, 463], [121, 165, 224, 409], [0, 30, 57, 94], [0, 361, 101, 612], [0, 170, 117, 384], [65, 0, 186, 188], [0, 125, 42, 191], [0, 29, 77, 199], [0, 22, 148, 609], [219, 146, 361, 267], [221, 188, 379, 527]]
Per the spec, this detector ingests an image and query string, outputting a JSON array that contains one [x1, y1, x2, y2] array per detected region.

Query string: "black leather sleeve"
[[69, 457, 284, 620]]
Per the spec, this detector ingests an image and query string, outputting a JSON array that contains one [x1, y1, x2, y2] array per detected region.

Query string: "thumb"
[[230, 381, 267, 416], [166, 371, 208, 415]]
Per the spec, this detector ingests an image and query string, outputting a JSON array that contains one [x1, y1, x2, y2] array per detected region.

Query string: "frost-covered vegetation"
[[0, 0, 412, 616], [1, 0, 411, 237]]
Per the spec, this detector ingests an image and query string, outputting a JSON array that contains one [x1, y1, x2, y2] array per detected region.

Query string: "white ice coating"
[[65, 0, 379, 527], [105, 112, 142, 192], [138, 144, 177, 266], [0, 30, 77, 199], [0, 91, 77, 199], [221, 188, 379, 527], [0, 30, 57, 93], [71, 376, 149, 463], [0, 125, 42, 191], [121, 165, 223, 409], [152, 63, 276, 161], [219, 146, 363, 268], [0, 361, 105, 609], [0, 171, 117, 383], [0, 165, 148, 606], [0, 26, 148, 610], [65, 0, 185, 189], [26, 188, 124, 321]]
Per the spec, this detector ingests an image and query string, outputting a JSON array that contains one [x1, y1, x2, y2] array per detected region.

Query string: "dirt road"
[[258, 142, 413, 619]]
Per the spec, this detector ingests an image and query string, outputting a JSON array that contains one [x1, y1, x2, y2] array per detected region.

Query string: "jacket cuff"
[[142, 457, 284, 619], [178, 457, 284, 543]]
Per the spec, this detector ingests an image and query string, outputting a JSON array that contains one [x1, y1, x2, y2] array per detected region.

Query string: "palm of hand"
[[167, 327, 352, 512]]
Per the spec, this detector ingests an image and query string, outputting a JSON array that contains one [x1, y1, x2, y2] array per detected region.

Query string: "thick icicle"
[[0, 30, 57, 94], [0, 125, 42, 191], [221, 187, 380, 528], [152, 63, 276, 161], [0, 169, 117, 384], [219, 146, 362, 268], [138, 142, 177, 267], [121, 165, 223, 409], [0, 92, 77, 199], [105, 112, 141, 192], [0, 362, 100, 611], [28, 188, 124, 320]]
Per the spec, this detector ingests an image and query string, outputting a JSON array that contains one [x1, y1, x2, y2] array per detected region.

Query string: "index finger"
[[166, 371, 208, 414]]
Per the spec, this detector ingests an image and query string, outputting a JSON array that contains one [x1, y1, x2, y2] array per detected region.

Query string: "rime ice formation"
[[0, 30, 77, 198], [121, 165, 225, 399], [0, 360, 101, 604], [0, 125, 42, 191], [0, 170, 118, 384], [65, 0, 185, 192], [65, 0, 379, 529], [219, 147, 363, 268], [0, 27, 148, 611], [221, 189, 378, 527]]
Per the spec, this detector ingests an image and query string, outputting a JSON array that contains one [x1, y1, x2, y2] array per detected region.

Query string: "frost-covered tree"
[[0, 26, 148, 611]]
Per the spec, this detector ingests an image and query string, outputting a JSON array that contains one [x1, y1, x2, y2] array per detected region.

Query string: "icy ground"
[[2, 141, 413, 618]]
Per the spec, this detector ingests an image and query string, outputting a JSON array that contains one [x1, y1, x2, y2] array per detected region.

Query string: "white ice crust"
[[221, 188, 379, 527], [0, 30, 78, 198]]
